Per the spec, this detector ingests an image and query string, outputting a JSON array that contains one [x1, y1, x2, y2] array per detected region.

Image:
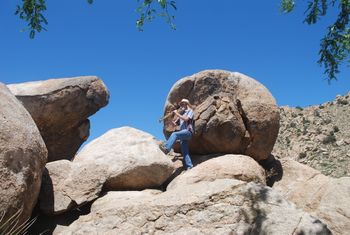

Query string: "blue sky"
[[1, 0, 350, 142]]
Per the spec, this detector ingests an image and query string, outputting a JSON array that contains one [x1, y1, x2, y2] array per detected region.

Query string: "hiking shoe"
[[159, 142, 170, 154]]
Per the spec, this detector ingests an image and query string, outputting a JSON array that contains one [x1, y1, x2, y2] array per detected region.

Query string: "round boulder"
[[74, 127, 175, 191], [163, 70, 280, 161], [0, 83, 47, 224]]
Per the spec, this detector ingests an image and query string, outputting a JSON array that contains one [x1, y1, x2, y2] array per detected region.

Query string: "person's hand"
[[173, 110, 179, 115]]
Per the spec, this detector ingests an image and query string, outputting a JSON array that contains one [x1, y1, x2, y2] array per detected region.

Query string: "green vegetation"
[[281, 0, 350, 82], [333, 125, 340, 132], [299, 152, 307, 158], [313, 109, 321, 117], [316, 127, 322, 134], [289, 122, 297, 128], [337, 99, 349, 105], [322, 131, 337, 144]]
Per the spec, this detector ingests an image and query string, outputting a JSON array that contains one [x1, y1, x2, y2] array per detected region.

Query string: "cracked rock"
[[56, 179, 331, 235], [163, 70, 280, 161]]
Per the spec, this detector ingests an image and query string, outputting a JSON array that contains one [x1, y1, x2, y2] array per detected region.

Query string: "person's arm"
[[173, 109, 193, 121]]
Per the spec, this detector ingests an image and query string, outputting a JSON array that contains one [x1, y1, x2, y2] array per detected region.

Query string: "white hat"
[[179, 98, 190, 105]]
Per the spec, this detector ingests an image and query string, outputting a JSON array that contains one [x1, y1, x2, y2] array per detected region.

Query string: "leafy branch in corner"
[[281, 0, 350, 82], [15, 0, 48, 39], [136, 0, 177, 31], [14, 0, 94, 39]]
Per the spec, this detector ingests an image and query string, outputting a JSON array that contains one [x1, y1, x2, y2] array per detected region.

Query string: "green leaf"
[[281, 0, 295, 13], [158, 0, 166, 9]]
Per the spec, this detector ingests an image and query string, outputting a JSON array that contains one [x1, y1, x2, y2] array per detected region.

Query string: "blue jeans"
[[165, 129, 193, 169]]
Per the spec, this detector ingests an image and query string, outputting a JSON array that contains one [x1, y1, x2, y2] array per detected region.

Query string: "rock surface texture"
[[74, 127, 174, 191], [38, 127, 174, 215], [167, 154, 266, 190], [57, 179, 331, 235], [273, 158, 350, 235], [273, 92, 350, 177], [164, 70, 280, 161], [39, 160, 107, 215], [7, 76, 109, 162], [0, 83, 48, 224]]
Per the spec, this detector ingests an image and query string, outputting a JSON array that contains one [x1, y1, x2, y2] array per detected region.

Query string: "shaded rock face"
[[7, 76, 109, 162], [57, 179, 330, 235], [0, 83, 47, 224], [273, 158, 350, 235], [164, 70, 280, 161], [167, 154, 266, 190]]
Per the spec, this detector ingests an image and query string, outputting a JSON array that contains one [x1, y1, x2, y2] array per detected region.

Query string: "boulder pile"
[[1, 71, 348, 235]]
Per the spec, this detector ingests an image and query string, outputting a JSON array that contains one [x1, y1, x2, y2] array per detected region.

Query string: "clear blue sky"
[[1, 1, 350, 142]]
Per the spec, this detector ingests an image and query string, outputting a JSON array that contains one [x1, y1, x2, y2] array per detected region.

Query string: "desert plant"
[[316, 127, 322, 134], [322, 132, 336, 144], [313, 109, 321, 117], [0, 208, 36, 235], [299, 152, 307, 158], [333, 125, 340, 132], [322, 118, 332, 125], [337, 99, 349, 105], [303, 126, 308, 135], [286, 137, 291, 146], [302, 117, 310, 124], [296, 106, 303, 111]]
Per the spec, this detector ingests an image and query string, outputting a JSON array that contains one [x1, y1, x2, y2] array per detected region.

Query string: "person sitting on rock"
[[159, 98, 194, 170]]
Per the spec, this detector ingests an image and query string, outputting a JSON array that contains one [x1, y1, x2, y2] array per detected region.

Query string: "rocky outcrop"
[[273, 92, 350, 177], [273, 158, 350, 235], [0, 83, 48, 224], [167, 154, 266, 190], [7, 76, 109, 162], [57, 179, 330, 235], [163, 70, 280, 161], [38, 127, 174, 215]]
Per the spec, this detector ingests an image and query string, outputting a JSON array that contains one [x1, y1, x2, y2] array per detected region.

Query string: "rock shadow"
[[28, 201, 93, 235], [258, 154, 283, 187]]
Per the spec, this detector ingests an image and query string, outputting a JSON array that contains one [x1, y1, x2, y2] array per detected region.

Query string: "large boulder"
[[57, 179, 330, 235], [0, 83, 47, 224], [38, 127, 174, 215], [7, 76, 109, 162], [273, 158, 350, 235], [74, 127, 175, 191], [167, 154, 266, 190], [163, 70, 280, 161]]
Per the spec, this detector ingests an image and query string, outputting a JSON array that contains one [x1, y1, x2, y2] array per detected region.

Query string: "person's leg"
[[165, 129, 191, 151], [180, 139, 193, 170]]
